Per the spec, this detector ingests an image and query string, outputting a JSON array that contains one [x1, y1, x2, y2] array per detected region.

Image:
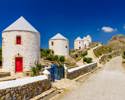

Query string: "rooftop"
[[3, 16, 39, 33], [50, 33, 68, 40]]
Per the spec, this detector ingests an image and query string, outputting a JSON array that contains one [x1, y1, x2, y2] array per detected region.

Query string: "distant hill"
[[93, 34, 125, 57], [108, 34, 125, 51], [109, 34, 125, 43]]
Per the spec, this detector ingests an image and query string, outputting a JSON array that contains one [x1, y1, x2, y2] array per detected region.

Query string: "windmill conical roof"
[[3, 16, 39, 33], [50, 33, 67, 40]]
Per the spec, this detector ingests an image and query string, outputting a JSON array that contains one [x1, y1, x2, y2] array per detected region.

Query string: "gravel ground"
[[58, 56, 125, 100]]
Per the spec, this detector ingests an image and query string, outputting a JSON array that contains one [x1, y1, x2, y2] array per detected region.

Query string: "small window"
[[51, 41, 54, 46], [16, 36, 21, 45]]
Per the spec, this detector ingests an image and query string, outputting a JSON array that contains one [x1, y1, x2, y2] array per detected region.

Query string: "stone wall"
[[0, 77, 51, 100], [66, 62, 97, 79]]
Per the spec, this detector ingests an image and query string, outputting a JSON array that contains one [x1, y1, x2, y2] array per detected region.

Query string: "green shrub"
[[81, 51, 88, 57], [83, 57, 92, 63], [46, 55, 65, 64], [108, 55, 112, 59], [40, 48, 66, 64], [40, 49, 53, 58], [31, 63, 44, 76], [122, 51, 125, 59], [35, 63, 43, 71], [59, 56, 65, 63], [46, 55, 54, 61], [31, 67, 38, 76], [54, 55, 59, 61]]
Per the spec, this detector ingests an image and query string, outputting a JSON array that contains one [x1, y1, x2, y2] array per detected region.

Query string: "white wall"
[[74, 40, 84, 50], [2, 31, 40, 75], [49, 39, 69, 56], [74, 36, 92, 50], [0, 75, 47, 89]]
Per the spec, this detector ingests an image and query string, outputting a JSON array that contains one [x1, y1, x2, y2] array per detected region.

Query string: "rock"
[[17, 96, 22, 100], [12, 94, 17, 100], [0, 96, 5, 100], [5, 93, 11, 100], [10, 90, 14, 95]]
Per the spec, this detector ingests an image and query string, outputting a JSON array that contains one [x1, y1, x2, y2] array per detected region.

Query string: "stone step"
[[0, 76, 16, 82], [30, 87, 63, 100], [0, 72, 10, 78]]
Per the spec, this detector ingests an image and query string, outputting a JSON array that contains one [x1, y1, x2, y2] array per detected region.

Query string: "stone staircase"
[[0, 70, 16, 82], [0, 72, 10, 78]]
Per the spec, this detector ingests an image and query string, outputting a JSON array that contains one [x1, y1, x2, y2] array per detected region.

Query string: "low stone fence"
[[0, 75, 51, 100], [66, 62, 97, 79]]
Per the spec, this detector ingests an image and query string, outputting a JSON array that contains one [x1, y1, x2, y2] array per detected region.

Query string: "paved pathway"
[[58, 56, 125, 100]]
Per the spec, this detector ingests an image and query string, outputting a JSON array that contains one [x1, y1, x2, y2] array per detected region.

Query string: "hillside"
[[108, 34, 125, 51], [93, 34, 125, 57]]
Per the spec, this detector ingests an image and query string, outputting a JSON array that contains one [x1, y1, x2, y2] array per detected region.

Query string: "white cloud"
[[101, 26, 117, 33]]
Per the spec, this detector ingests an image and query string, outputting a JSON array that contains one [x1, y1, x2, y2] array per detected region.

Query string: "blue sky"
[[0, 0, 125, 48]]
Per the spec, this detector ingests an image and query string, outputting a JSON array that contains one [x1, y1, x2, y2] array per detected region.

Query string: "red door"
[[15, 57, 23, 72]]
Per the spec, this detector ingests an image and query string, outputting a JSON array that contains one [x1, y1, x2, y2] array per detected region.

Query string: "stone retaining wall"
[[66, 62, 97, 79], [0, 77, 51, 100]]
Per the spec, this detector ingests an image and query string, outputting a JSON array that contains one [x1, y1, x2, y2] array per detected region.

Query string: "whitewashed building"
[[74, 37, 83, 50], [49, 33, 69, 56], [2, 16, 40, 75], [86, 35, 92, 43], [74, 35, 92, 50]]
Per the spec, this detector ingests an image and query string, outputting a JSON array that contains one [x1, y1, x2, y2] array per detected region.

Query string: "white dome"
[[3, 16, 39, 33]]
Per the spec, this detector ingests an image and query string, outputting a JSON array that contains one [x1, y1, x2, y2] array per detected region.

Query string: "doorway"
[[15, 57, 23, 72]]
